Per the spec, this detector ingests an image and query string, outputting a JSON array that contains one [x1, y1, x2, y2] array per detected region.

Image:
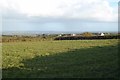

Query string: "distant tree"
[[82, 32, 93, 37], [22, 38, 26, 42]]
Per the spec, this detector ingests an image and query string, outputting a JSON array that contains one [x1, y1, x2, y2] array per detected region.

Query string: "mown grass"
[[2, 39, 119, 78]]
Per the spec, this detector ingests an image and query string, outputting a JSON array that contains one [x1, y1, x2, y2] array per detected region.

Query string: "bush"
[[82, 32, 93, 37]]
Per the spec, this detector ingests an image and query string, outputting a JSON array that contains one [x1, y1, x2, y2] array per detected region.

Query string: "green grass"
[[2, 39, 119, 78]]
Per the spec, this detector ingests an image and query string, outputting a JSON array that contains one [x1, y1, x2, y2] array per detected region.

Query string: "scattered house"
[[71, 34, 76, 36], [97, 32, 104, 36], [100, 33, 104, 36], [58, 34, 62, 37]]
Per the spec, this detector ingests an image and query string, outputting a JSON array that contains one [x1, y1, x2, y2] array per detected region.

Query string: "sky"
[[0, 0, 119, 32]]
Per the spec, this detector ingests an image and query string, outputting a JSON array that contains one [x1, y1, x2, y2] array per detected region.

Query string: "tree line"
[[54, 35, 120, 40], [2, 32, 120, 42]]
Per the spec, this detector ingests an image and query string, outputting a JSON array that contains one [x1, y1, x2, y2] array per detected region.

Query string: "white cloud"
[[108, 0, 119, 3], [0, 0, 118, 22]]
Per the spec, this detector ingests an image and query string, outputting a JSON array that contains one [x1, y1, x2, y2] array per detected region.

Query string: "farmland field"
[[2, 39, 119, 78]]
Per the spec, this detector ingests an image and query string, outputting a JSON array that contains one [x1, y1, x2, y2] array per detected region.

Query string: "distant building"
[[100, 33, 104, 36], [58, 34, 62, 37], [71, 34, 76, 36]]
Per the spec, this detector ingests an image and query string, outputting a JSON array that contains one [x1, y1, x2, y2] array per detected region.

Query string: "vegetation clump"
[[82, 32, 93, 37]]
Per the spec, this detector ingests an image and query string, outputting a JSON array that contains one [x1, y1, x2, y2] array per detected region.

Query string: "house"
[[71, 34, 76, 36], [100, 33, 104, 36], [58, 34, 62, 37]]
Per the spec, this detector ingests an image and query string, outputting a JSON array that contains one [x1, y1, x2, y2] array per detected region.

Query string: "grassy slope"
[[2, 39, 119, 78]]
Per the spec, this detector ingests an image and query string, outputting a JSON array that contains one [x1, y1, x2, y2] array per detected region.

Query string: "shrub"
[[82, 32, 93, 37]]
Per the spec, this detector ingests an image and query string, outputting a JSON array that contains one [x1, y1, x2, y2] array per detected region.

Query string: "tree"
[[82, 32, 93, 37]]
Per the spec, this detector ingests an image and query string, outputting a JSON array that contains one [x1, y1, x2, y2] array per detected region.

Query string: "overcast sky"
[[0, 0, 119, 32]]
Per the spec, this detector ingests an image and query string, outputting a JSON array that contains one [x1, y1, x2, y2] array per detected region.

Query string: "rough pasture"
[[2, 39, 119, 78]]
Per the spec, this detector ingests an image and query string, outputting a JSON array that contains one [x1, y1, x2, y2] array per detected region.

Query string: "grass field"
[[2, 39, 119, 78]]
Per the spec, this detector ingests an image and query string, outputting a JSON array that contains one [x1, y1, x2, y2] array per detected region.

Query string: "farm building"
[[100, 33, 104, 36], [71, 34, 76, 36], [97, 32, 105, 36], [58, 34, 62, 37]]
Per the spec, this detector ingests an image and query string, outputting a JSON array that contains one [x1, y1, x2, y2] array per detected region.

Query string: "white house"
[[100, 33, 104, 36], [58, 34, 62, 37], [71, 34, 76, 36]]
